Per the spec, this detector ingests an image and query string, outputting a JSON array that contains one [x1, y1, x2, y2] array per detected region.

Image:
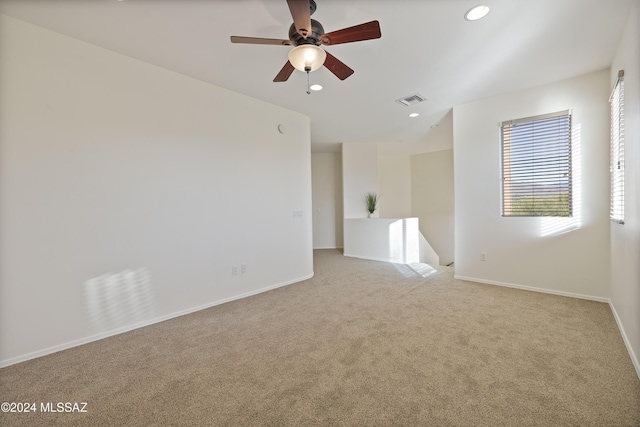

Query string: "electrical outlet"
[[480, 252, 487, 261], [241, 264, 247, 274], [232, 265, 239, 275]]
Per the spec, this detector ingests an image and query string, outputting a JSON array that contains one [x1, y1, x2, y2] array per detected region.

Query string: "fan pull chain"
[[305, 67, 311, 95]]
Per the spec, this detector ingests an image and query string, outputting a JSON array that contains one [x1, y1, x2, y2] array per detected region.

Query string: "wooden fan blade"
[[274, 61, 296, 82], [323, 51, 354, 80], [287, 0, 312, 39], [319, 20, 381, 45], [230, 36, 292, 46]]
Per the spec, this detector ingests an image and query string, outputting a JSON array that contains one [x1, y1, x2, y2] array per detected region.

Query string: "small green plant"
[[365, 191, 380, 214]]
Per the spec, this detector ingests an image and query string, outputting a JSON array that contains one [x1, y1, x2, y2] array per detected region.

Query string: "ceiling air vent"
[[395, 94, 427, 107]]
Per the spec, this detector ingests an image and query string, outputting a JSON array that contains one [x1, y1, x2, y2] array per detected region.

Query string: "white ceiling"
[[0, 0, 633, 154]]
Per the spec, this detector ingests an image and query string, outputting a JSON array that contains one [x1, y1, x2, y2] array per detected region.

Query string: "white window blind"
[[610, 70, 624, 224], [501, 110, 572, 217]]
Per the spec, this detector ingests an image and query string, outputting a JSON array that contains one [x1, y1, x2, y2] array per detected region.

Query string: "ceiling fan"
[[230, 0, 381, 83]]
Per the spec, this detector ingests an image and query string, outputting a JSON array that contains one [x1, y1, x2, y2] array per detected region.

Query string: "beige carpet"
[[1, 249, 639, 426]]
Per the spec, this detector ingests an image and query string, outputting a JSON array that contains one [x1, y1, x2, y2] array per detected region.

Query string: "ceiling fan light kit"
[[288, 45, 327, 72], [230, 0, 381, 85]]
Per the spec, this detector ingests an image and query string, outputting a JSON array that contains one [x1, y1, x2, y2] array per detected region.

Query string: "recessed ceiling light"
[[465, 5, 490, 21], [409, 113, 419, 118], [310, 84, 323, 91]]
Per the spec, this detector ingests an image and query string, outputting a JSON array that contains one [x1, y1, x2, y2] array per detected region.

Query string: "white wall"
[[453, 70, 611, 299], [378, 154, 412, 218], [411, 149, 455, 266], [311, 152, 343, 248], [0, 15, 313, 366], [344, 218, 420, 264], [342, 142, 378, 218], [610, 0, 640, 376]]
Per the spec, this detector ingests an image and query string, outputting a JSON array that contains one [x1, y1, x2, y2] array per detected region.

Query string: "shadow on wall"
[[83, 267, 157, 332]]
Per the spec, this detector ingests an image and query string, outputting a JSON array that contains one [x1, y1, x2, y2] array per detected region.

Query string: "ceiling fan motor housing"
[[289, 19, 325, 46]]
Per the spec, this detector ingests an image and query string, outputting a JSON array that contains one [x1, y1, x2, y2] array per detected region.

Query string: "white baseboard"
[[609, 302, 640, 380], [343, 253, 396, 264], [453, 275, 609, 302], [0, 272, 314, 368]]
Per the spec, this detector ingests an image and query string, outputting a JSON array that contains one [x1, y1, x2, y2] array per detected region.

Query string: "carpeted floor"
[[1, 249, 639, 426]]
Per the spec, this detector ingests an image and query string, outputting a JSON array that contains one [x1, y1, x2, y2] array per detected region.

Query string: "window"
[[610, 70, 624, 224], [501, 110, 572, 217]]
